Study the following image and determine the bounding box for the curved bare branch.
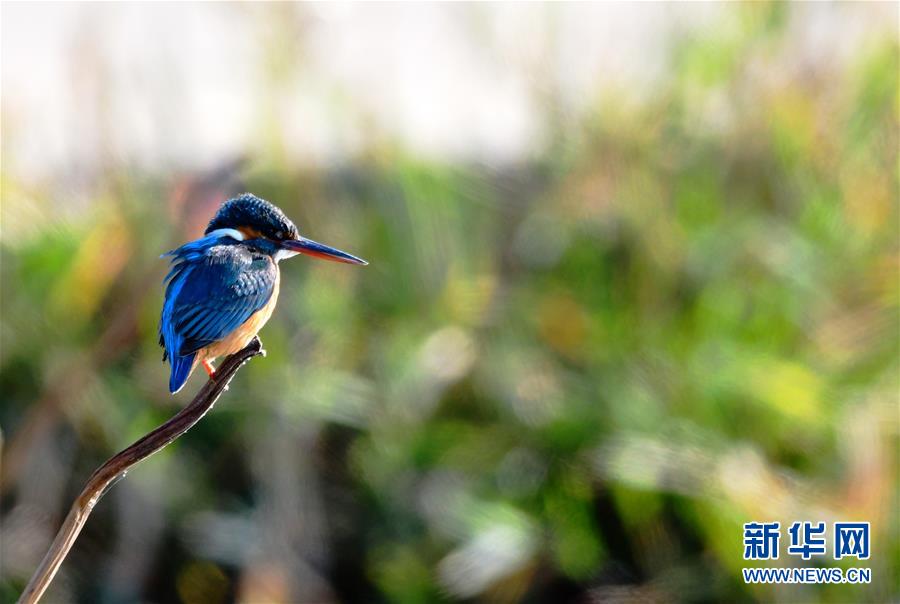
[17,337,265,604]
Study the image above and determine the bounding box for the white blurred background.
[3,3,892,184]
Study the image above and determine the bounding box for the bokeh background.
[1,3,898,603]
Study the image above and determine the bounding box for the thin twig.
[17,337,265,604]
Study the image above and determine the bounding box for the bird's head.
[205,193,367,265]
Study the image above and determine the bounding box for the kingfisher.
[159,193,367,393]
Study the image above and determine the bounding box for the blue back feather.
[159,233,277,393]
[168,352,197,394]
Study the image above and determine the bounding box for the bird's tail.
[169,352,197,394]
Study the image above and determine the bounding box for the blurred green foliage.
[1,4,897,603]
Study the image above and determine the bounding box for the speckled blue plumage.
[205,193,298,240]
[159,232,277,394]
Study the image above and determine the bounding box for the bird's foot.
[202,359,217,378]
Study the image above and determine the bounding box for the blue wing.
[159,237,276,393]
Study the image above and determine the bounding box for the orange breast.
[198,268,281,362]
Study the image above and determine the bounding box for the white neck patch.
[208,228,245,241]
[274,248,299,263]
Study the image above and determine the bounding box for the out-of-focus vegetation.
[1,4,898,603]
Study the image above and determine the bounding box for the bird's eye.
[275,231,284,240]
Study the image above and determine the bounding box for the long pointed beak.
[281,237,368,265]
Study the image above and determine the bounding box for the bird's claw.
[202,359,217,379]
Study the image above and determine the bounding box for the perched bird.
[159,193,367,393]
